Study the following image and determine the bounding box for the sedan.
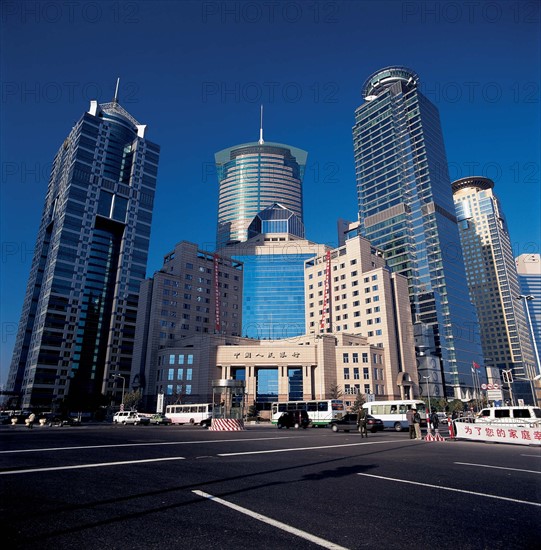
[330,413,384,433]
[150,414,172,425]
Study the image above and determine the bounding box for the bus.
[165,403,213,425]
[362,400,427,431]
[271,400,344,427]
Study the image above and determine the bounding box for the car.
[276,410,310,429]
[149,414,172,425]
[330,413,384,433]
[44,414,81,427]
[436,412,448,425]
[200,417,212,428]
[113,411,150,425]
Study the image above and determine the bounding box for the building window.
[362,353,368,363]
[353,368,360,380]
[353,353,358,363]
[363,368,369,379]
[343,353,349,363]
[344,368,350,380]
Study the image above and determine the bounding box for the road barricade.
[454,419,541,445]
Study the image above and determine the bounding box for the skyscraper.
[7,94,160,410]
[215,137,307,248]
[453,177,536,402]
[516,254,541,374]
[352,66,483,399]
[221,203,327,339]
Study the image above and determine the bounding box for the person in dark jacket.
[430,411,439,433]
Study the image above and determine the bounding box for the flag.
[473,361,481,369]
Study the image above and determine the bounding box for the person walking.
[430,411,439,433]
[27,412,36,429]
[406,407,415,439]
[413,408,422,439]
[357,408,368,438]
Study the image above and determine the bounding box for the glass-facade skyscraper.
[222,203,327,339]
[215,140,307,248]
[352,66,483,399]
[453,177,535,402]
[7,97,160,410]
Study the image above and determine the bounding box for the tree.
[351,392,366,414]
[123,389,142,411]
[329,383,343,400]
[447,399,464,415]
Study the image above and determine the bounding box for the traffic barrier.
[425,432,445,442]
[208,418,245,431]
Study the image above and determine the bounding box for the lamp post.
[112,374,126,409]
[422,375,431,433]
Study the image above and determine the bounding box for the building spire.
[113,77,120,104]
[258,105,264,144]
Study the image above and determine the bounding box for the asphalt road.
[1,423,539,550]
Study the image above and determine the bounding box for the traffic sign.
[481,383,487,390]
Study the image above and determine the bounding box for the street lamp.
[112,374,126,408]
[422,375,431,433]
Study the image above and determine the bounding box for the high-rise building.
[304,234,419,401]
[7,96,160,410]
[220,203,327,340]
[132,241,243,410]
[516,254,541,375]
[352,66,483,399]
[453,177,536,402]
[215,139,307,248]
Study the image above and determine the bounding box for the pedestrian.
[430,411,439,433]
[357,408,368,438]
[406,407,415,439]
[413,408,422,439]
[27,412,36,429]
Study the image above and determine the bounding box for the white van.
[475,406,541,425]
[112,411,150,425]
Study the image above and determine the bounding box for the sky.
[1,0,540,388]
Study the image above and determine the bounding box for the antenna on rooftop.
[258,105,264,144]
[113,77,120,103]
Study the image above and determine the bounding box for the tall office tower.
[220,203,327,340]
[516,254,541,376]
[304,235,419,401]
[453,178,536,402]
[7,95,160,410]
[215,137,307,248]
[352,66,483,399]
[132,241,243,410]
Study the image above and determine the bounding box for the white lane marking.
[0,437,288,455]
[357,473,541,507]
[520,454,541,458]
[192,490,349,550]
[0,456,185,475]
[219,440,398,456]
[454,462,541,475]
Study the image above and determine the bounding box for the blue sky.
[1,1,540,387]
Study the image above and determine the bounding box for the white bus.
[165,403,213,425]
[271,400,345,427]
[362,400,427,431]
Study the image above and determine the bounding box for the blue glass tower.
[352,66,483,399]
[7,96,160,409]
[215,140,307,248]
[222,203,326,340]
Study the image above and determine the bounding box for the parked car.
[113,411,150,425]
[277,410,310,429]
[149,414,172,425]
[330,413,384,433]
[475,406,541,425]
